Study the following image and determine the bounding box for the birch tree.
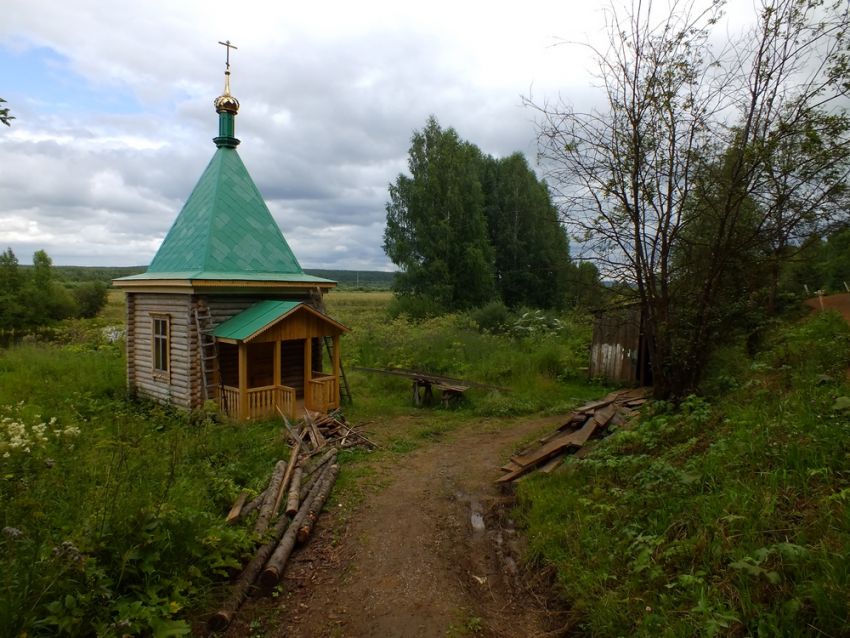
[534,0,850,397]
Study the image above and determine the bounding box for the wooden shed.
[589,304,652,386]
[113,65,348,420]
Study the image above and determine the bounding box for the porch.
[212,301,349,421]
[219,375,339,420]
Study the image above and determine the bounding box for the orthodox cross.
[218,40,238,70]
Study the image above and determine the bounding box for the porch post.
[273,340,282,412]
[332,334,341,406]
[304,337,312,409]
[238,342,248,420]
[273,340,281,387]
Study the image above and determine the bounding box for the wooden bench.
[411,379,470,407]
[352,367,506,408]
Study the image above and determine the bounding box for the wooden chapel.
[113,50,348,421]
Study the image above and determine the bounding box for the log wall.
[124,291,324,412]
[128,293,195,409]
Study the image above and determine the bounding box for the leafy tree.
[0,248,27,330]
[73,282,109,318]
[480,153,572,309]
[566,261,604,309]
[0,249,83,331]
[384,116,496,312]
[0,98,13,127]
[23,250,76,323]
[533,0,850,398]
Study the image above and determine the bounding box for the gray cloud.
[0,0,682,269]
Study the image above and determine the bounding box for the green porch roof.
[213,300,302,340]
[213,300,349,341]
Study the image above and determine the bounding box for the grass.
[325,292,603,421]
[0,340,286,635]
[517,310,850,636]
[0,290,602,636]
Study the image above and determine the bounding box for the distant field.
[47,266,397,290]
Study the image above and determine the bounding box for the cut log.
[225,491,248,524]
[285,467,303,517]
[207,508,295,632]
[259,464,340,587]
[271,439,303,519]
[254,460,287,535]
[500,460,523,473]
[303,448,337,481]
[296,462,340,544]
[239,488,268,519]
[299,450,336,503]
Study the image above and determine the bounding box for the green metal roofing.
[138,146,316,279]
[213,300,302,340]
[116,270,333,283]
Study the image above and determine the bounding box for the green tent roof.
[114,85,335,287]
[126,145,329,281]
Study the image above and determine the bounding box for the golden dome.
[214,92,240,114]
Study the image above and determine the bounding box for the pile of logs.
[497,388,650,484]
[208,411,374,631]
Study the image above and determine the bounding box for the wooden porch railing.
[307,374,339,413]
[220,384,296,421]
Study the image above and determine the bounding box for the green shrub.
[72,282,108,319]
[517,311,850,636]
[469,301,511,333]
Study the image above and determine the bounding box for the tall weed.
[0,344,282,636]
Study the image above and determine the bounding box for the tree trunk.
[259,463,339,587]
[254,460,287,535]
[296,462,340,544]
[207,509,294,631]
[285,467,303,517]
[271,439,303,518]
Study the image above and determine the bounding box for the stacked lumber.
[210,411,372,631]
[497,388,650,484]
[302,409,377,453]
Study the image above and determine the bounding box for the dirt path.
[221,415,565,638]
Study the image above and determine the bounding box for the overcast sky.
[0,0,755,270]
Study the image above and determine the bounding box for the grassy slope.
[518,311,850,637]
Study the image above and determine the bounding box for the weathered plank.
[497,418,600,483]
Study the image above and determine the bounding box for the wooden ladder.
[324,335,352,405]
[194,307,220,403]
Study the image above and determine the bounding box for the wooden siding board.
[590,306,642,384]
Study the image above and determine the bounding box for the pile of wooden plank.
[497,388,650,484]
[209,412,373,631]
[303,409,377,451]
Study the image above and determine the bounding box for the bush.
[469,301,511,333]
[72,282,108,319]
